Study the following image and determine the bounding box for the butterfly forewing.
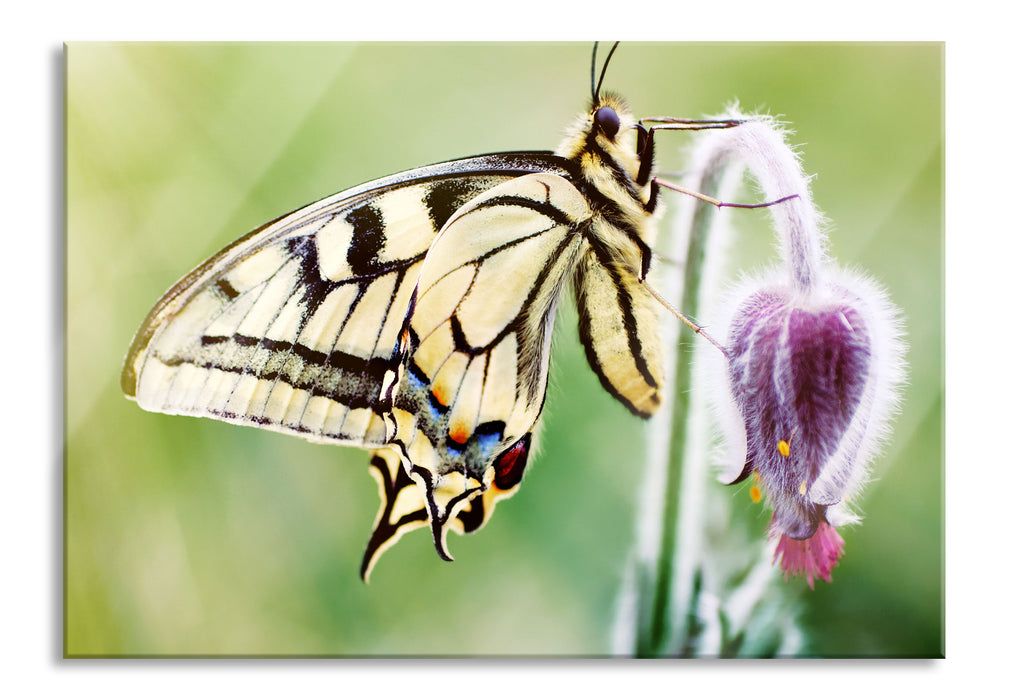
[123,154,573,447]
[574,246,664,418]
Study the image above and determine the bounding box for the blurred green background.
[66,42,942,657]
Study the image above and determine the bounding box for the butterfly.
[121,43,739,581]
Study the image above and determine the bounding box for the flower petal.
[726,289,872,538]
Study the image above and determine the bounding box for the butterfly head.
[556,91,656,214]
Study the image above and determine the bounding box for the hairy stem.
[636,161,727,656]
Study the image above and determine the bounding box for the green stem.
[638,163,727,657]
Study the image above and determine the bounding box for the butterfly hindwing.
[386,173,593,558]
[362,449,429,582]
[362,433,532,581]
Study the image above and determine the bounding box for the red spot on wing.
[493,433,531,491]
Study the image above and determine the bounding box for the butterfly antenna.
[590,42,601,99]
[592,41,620,103]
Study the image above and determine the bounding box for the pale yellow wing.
[573,245,664,418]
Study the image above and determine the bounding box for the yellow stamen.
[748,471,762,503]
[777,439,790,457]
[799,480,807,496]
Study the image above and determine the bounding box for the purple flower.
[728,285,872,530]
[715,268,903,587]
[696,118,905,588]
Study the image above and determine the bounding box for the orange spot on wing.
[449,424,470,445]
[432,384,449,407]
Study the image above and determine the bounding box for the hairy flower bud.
[725,284,873,540]
[696,116,905,588]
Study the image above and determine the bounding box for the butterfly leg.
[654,177,800,210]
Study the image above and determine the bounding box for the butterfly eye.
[595,106,621,140]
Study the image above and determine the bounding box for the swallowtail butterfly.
[122,44,736,580]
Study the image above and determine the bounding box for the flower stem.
[638,161,727,656]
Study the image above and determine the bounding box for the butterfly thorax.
[556,91,659,269]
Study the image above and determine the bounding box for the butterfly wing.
[573,244,664,418]
[360,437,529,581]
[383,172,594,560]
[361,449,429,581]
[122,153,573,447]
